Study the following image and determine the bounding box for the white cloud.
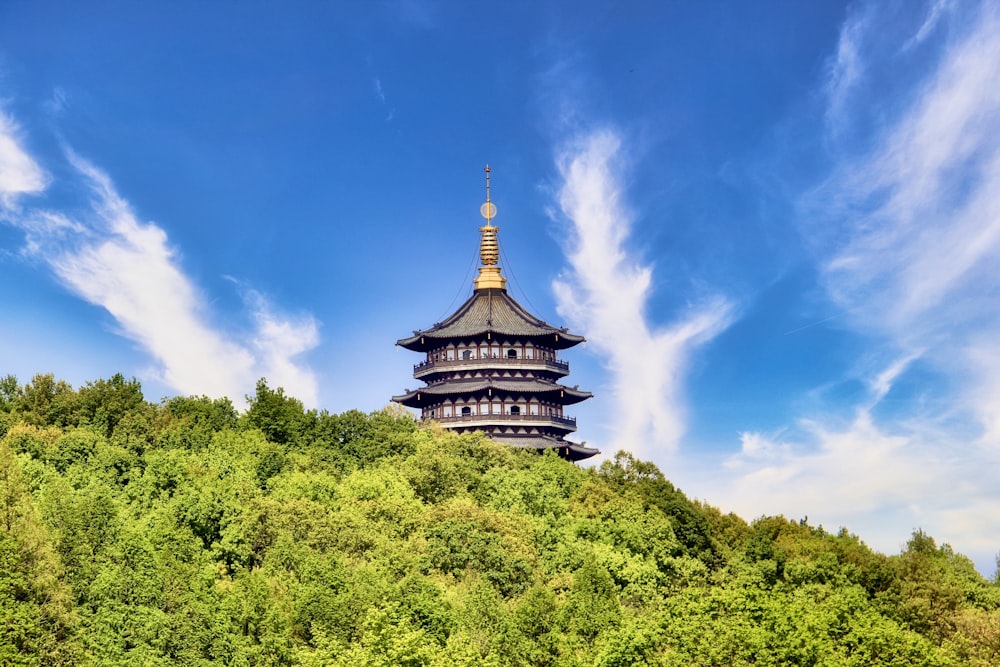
[867,350,922,406]
[551,129,733,458]
[904,0,954,51]
[714,403,1000,555]
[964,336,1000,444]
[728,415,923,515]
[823,7,867,134]
[244,287,320,406]
[43,87,69,115]
[815,0,1000,428]
[715,0,1000,574]
[712,380,1000,570]
[4,140,320,407]
[0,111,47,208]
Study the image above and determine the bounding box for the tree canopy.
[1,373,998,665]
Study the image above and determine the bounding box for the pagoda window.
[492,401,501,414]
[525,347,534,359]
[461,406,472,417]
[491,345,500,358]
[447,349,456,361]
[444,405,453,417]
[510,405,521,416]
[462,349,472,360]
[529,403,539,415]
[506,349,518,359]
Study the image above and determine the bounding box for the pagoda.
[392,167,598,461]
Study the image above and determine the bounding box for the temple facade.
[392,167,597,461]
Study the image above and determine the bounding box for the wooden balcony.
[429,413,577,432]
[413,356,569,379]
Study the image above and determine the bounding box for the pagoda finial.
[482,164,495,227]
[474,164,507,291]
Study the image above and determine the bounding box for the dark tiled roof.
[397,288,585,351]
[391,377,592,405]
[489,434,600,461]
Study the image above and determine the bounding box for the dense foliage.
[1,373,998,666]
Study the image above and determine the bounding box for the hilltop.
[2,373,998,665]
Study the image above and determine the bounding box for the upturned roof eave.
[488,434,600,461]
[563,443,601,461]
[390,391,419,407]
[396,327,586,351]
[392,379,592,403]
[395,289,586,351]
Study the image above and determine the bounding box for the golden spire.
[474,164,507,291]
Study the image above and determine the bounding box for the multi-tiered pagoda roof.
[392,166,597,461]
[395,288,586,351]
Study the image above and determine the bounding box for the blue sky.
[2,0,999,575]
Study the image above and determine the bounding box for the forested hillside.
[1,373,998,666]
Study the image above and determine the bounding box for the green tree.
[309,406,418,469]
[0,375,21,439]
[2,373,1000,665]
[76,373,147,440]
[242,378,315,447]
[0,438,83,664]
[424,498,535,597]
[599,451,719,564]
[12,373,80,429]
[157,395,238,450]
[559,558,621,646]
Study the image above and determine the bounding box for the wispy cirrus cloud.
[372,77,395,122]
[713,0,1000,573]
[812,0,1000,432]
[823,6,867,136]
[0,110,320,407]
[904,0,955,52]
[551,129,733,458]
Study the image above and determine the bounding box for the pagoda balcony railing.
[414,356,570,377]
[430,413,577,429]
